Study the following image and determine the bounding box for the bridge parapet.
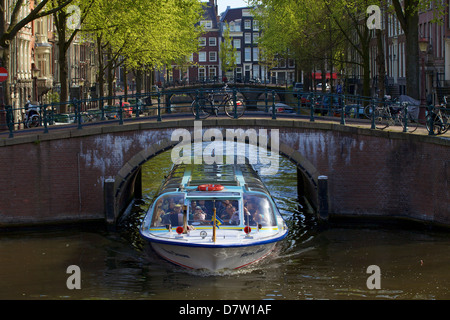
[2,87,443,139]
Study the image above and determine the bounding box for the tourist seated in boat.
[220,204,240,225]
[243,194,276,227]
[193,206,207,221]
[197,200,213,216]
[161,203,184,226]
[151,198,166,227]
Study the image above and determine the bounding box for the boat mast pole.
[213,201,217,242]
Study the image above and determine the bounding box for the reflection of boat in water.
[139,161,288,272]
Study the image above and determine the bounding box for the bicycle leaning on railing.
[426,96,450,135]
[364,96,418,132]
[191,84,246,119]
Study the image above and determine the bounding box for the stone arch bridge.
[0,118,449,228]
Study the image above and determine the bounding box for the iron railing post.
[119,96,123,125]
[371,98,376,130]
[101,97,105,120]
[340,94,346,125]
[157,90,162,122]
[402,102,408,133]
[233,88,238,119]
[428,104,434,136]
[272,90,276,119]
[310,95,315,122]
[6,105,14,138]
[43,104,48,134]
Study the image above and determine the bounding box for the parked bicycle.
[191,84,246,119]
[24,102,41,128]
[426,96,450,135]
[364,97,418,132]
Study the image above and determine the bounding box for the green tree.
[391,0,445,100]
[0,0,72,105]
[52,0,95,112]
[82,0,202,99]
[219,22,236,80]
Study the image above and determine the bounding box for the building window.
[253,33,259,43]
[244,19,251,29]
[235,51,241,64]
[201,20,212,29]
[234,21,241,32]
[199,67,206,80]
[209,37,217,46]
[209,51,217,62]
[199,51,206,62]
[209,67,216,80]
[233,39,241,49]
[253,20,259,31]
[253,47,259,61]
[245,33,251,44]
[245,47,251,61]
[199,37,206,46]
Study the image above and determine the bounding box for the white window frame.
[209,37,217,46]
[199,51,206,62]
[209,51,217,62]
[245,47,251,61]
[244,33,251,44]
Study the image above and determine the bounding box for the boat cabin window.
[243,194,277,227]
[189,199,240,225]
[150,194,185,227]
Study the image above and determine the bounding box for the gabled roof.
[201,2,219,29]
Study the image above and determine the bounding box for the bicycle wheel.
[441,114,449,134]
[363,105,373,119]
[426,114,442,135]
[374,109,389,129]
[400,112,418,133]
[29,115,40,127]
[224,98,246,118]
[192,99,212,119]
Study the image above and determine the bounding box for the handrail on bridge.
[0,86,439,138]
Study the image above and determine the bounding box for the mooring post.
[104,178,116,224]
[318,175,329,221]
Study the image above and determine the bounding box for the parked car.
[272,102,294,113]
[316,83,330,92]
[293,82,304,97]
[315,95,340,114]
[118,102,132,117]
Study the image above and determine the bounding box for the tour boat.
[139,161,288,272]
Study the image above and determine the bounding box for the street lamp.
[31,63,40,102]
[418,37,428,122]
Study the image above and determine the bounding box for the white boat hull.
[149,241,277,271]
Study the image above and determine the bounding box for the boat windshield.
[243,193,277,227]
[150,193,185,227]
[149,193,277,228]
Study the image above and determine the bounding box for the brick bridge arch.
[0,119,448,227]
[112,132,319,224]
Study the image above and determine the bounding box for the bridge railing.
[0,86,430,138]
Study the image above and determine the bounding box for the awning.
[311,72,338,80]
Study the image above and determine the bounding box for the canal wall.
[0,119,449,227]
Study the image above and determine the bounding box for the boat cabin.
[144,162,279,231]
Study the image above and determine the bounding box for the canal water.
[1,151,450,300]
